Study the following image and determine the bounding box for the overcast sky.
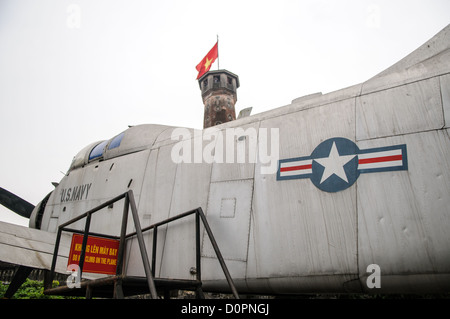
[0,0,449,227]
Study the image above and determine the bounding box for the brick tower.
[198,69,240,129]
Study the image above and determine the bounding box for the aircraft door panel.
[202,179,253,262]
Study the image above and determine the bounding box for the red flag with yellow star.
[196,41,218,79]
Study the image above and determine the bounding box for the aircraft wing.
[0,221,71,275]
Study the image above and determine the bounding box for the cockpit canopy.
[68,132,124,171]
[68,124,172,172]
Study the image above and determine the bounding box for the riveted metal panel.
[361,25,450,94]
[440,73,450,128]
[248,99,358,281]
[158,160,212,280]
[202,179,253,262]
[47,150,150,236]
[210,122,260,182]
[126,144,180,278]
[356,77,444,141]
[0,221,72,274]
[357,130,450,292]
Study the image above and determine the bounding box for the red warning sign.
[68,234,120,275]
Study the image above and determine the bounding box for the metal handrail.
[47,190,239,299]
[47,190,157,298]
[126,206,240,298]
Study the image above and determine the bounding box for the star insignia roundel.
[277,137,408,193]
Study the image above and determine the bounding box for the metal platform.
[43,190,239,299]
[44,275,203,298]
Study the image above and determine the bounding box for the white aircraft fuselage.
[27,25,450,295]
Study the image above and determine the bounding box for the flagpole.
[217,34,220,70]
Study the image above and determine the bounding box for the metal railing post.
[115,194,129,277]
[127,190,158,299]
[152,226,158,277]
[195,210,201,282]
[197,207,239,299]
[78,212,92,278]
[47,227,62,290]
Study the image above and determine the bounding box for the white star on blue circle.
[310,138,360,192]
[314,142,356,184]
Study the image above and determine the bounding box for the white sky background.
[0,0,448,227]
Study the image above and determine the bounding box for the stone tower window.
[213,75,220,83]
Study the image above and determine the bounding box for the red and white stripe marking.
[279,159,313,177]
[358,148,403,170]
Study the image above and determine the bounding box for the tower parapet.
[198,69,240,128]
